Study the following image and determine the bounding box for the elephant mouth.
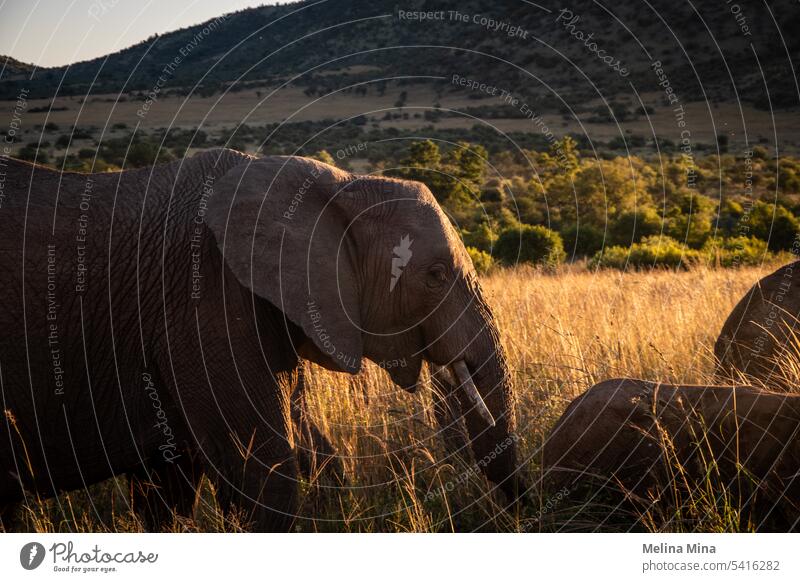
[428,360,496,427]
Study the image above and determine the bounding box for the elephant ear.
[206,156,362,373]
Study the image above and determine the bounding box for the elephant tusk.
[452,360,496,428]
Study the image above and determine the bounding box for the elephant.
[0,149,522,531]
[542,378,800,530]
[715,260,800,389]
[126,364,344,531]
[127,363,471,532]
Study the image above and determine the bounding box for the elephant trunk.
[430,317,525,504]
[461,339,525,504]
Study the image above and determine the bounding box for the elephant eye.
[426,264,448,288]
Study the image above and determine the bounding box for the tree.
[395,139,444,198]
[608,207,663,247]
[440,142,487,210]
[560,223,606,258]
[663,192,716,248]
[494,224,566,267]
[310,150,336,166]
[749,202,800,251]
[547,135,579,174]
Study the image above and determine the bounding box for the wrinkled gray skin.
[715,261,800,390]
[0,150,520,531]
[543,379,800,531]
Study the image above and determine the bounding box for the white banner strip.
[1,533,797,581]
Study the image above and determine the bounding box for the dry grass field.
[9,262,786,533]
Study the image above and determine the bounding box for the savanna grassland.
[9,262,784,533]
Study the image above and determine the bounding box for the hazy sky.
[0,0,286,68]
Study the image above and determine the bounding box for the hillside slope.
[2,0,798,108]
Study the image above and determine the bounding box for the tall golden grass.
[7,262,783,532]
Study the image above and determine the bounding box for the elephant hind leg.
[130,450,201,532]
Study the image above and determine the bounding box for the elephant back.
[715,261,800,389]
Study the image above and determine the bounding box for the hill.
[1,0,798,109]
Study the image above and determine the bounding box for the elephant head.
[206,154,522,502]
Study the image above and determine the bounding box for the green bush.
[466,246,494,274]
[560,223,605,257]
[461,221,498,252]
[608,207,663,247]
[590,236,699,270]
[17,144,49,163]
[701,236,768,267]
[748,202,800,251]
[494,224,565,267]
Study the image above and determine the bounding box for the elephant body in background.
[715,261,800,389]
[0,150,522,531]
[543,379,800,530]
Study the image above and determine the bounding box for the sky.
[0,0,286,68]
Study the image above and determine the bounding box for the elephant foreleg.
[291,365,345,484]
[208,430,298,532]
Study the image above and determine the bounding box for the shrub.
[494,224,566,267]
[748,202,800,251]
[16,145,49,163]
[560,223,605,258]
[310,150,336,166]
[466,247,494,274]
[701,236,768,267]
[608,207,663,247]
[590,236,699,270]
[461,221,499,252]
